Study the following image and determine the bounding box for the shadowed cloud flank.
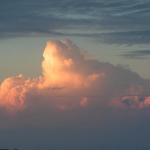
[1,0,150,44]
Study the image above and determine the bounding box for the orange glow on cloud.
[42,40,102,88]
[0,75,28,110]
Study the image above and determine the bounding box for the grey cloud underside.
[1,0,150,44]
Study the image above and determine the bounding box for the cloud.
[120,49,150,59]
[1,0,150,44]
[0,39,150,116]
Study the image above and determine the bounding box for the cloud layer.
[1,0,150,45]
[0,39,150,114]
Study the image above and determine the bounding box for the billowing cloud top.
[0,39,150,114]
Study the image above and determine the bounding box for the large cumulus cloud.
[0,39,150,116]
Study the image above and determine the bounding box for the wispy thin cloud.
[120,50,150,59]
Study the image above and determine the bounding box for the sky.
[0,0,150,150]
